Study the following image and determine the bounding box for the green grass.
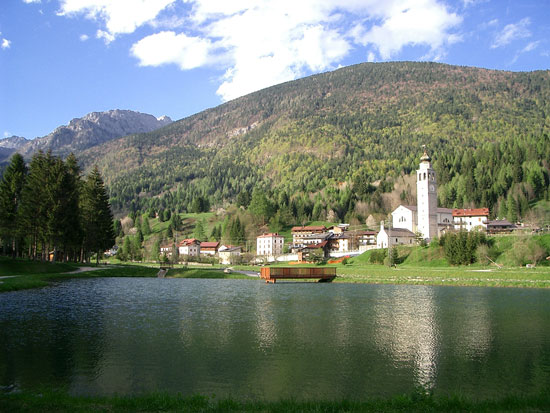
[169,268,250,279]
[0,256,78,276]
[336,263,550,288]
[1,390,549,412]
[0,259,250,292]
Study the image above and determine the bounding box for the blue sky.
[1,0,549,140]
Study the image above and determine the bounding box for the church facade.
[379,150,453,246]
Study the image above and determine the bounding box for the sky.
[1,0,549,140]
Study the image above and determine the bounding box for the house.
[256,233,284,256]
[328,224,350,234]
[390,150,453,241]
[487,219,516,234]
[303,240,330,259]
[291,225,326,244]
[377,221,416,248]
[200,241,220,256]
[218,245,242,265]
[453,208,489,231]
[302,232,332,246]
[160,242,173,257]
[178,238,200,257]
[357,231,377,252]
[327,233,349,252]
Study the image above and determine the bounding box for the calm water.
[1,278,550,400]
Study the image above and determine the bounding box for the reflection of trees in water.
[0,280,107,393]
[3,279,550,399]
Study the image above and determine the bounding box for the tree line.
[0,152,115,263]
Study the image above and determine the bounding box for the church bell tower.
[416,149,438,241]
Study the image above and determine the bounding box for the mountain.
[75,62,549,220]
[1,110,172,162]
[0,136,29,159]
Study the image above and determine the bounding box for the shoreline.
[1,389,549,412]
[2,259,550,292]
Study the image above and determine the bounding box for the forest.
[71,62,549,229]
[0,152,115,262]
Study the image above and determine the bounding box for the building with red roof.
[453,208,489,231]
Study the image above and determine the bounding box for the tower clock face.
[429,184,435,192]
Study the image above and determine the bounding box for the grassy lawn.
[1,390,549,412]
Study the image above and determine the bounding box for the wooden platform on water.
[260,267,336,283]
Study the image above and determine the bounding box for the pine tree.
[151,239,160,262]
[80,166,115,264]
[193,218,206,240]
[18,151,51,260]
[64,153,83,262]
[0,153,27,256]
[143,216,151,236]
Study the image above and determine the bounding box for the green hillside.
[77,62,549,225]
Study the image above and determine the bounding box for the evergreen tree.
[18,151,51,260]
[80,166,115,264]
[0,153,27,257]
[248,188,274,224]
[142,216,151,236]
[506,193,519,223]
[229,217,245,244]
[132,235,143,261]
[193,218,206,240]
[151,239,160,262]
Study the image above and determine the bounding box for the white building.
[178,239,200,257]
[390,150,453,242]
[377,222,416,248]
[391,205,453,237]
[256,233,285,256]
[453,208,489,231]
[218,245,242,265]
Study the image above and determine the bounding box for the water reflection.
[1,279,550,399]
[372,286,438,390]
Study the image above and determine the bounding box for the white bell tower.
[416,149,438,241]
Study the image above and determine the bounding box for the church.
[377,150,453,248]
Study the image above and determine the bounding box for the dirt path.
[66,266,113,274]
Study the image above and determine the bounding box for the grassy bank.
[0,257,241,292]
[1,390,549,412]
[335,264,550,288]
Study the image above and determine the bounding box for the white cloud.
[80,34,90,41]
[521,41,539,53]
[3,131,11,138]
[58,0,175,43]
[352,0,462,60]
[1,38,10,49]
[55,0,464,102]
[131,31,212,70]
[22,0,41,3]
[491,18,531,49]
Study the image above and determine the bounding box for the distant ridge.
[0,110,172,162]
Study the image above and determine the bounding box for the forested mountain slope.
[78,62,550,222]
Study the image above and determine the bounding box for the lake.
[1,278,549,400]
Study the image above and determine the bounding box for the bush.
[442,230,487,265]
[369,249,387,264]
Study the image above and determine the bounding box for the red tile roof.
[452,208,489,217]
[178,238,199,246]
[257,233,283,238]
[200,241,219,248]
[291,226,326,232]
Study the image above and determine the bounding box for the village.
[153,151,524,266]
